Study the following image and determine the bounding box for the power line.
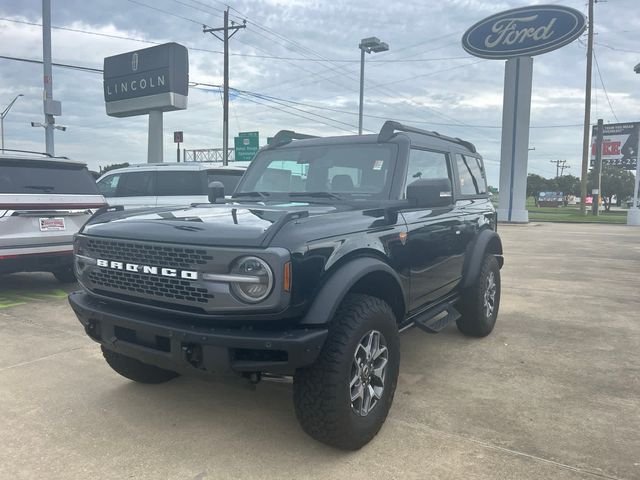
[593,49,619,122]
[0,17,467,64]
[0,54,586,132]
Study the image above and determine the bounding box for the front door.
[401,148,466,312]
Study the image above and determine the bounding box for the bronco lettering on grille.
[96,259,198,280]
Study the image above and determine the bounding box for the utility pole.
[550,159,569,178]
[203,9,245,166]
[579,0,595,215]
[42,0,55,155]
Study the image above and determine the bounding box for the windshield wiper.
[24,185,55,192]
[232,191,270,199]
[288,192,343,200]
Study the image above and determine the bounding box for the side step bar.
[412,303,461,334]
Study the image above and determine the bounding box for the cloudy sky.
[0,0,639,184]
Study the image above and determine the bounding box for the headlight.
[230,256,274,303]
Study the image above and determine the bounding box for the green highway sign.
[234,131,259,161]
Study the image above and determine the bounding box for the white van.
[96,163,247,208]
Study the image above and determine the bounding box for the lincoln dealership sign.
[103,42,188,117]
[462,5,586,59]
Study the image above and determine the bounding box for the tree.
[527,174,544,206]
[555,174,581,196]
[588,165,636,211]
[527,174,555,206]
[99,162,129,175]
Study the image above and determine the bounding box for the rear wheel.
[52,266,76,283]
[293,294,400,450]
[101,346,179,384]
[456,255,501,337]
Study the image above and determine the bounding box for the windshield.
[0,160,99,194]
[235,143,397,200]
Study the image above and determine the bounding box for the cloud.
[0,0,637,184]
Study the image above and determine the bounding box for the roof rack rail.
[267,130,318,148]
[378,120,477,153]
[0,148,69,159]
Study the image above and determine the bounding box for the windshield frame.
[233,141,399,202]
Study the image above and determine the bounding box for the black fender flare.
[299,256,406,326]
[461,229,504,290]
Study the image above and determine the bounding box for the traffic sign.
[234,131,259,161]
[174,131,183,143]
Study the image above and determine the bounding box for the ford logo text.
[462,5,586,60]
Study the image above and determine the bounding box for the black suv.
[69,121,503,450]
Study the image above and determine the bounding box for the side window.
[456,154,487,195]
[405,149,450,196]
[96,174,120,197]
[116,172,155,197]
[156,171,205,196]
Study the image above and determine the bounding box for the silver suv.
[0,151,105,282]
[96,163,247,209]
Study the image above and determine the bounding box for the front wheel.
[293,294,400,450]
[456,255,501,337]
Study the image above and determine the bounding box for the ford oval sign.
[462,5,586,60]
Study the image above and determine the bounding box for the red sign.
[174,131,183,143]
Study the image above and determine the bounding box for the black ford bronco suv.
[69,121,503,450]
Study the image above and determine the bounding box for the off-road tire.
[101,346,179,384]
[52,266,76,283]
[457,255,501,337]
[293,294,400,450]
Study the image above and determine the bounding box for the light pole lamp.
[358,37,388,135]
[1,94,24,151]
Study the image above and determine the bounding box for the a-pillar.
[497,56,533,223]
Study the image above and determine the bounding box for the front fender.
[299,256,406,326]
[461,229,503,290]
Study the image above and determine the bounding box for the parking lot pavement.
[0,222,638,480]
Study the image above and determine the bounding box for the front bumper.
[69,291,327,377]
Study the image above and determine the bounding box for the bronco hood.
[80,203,338,248]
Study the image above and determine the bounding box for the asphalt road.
[1,222,638,480]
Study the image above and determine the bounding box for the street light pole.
[1,94,24,151]
[358,47,366,135]
[358,37,389,135]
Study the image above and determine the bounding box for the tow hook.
[242,372,262,390]
[182,343,204,369]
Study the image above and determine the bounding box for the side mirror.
[407,178,453,208]
[208,181,225,203]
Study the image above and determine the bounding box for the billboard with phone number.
[590,122,638,170]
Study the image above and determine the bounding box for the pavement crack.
[391,418,627,480]
[0,345,94,373]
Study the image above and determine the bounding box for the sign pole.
[594,118,603,215]
[628,124,640,226]
[148,110,163,163]
[496,56,533,223]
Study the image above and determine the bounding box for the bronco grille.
[86,238,213,270]
[83,238,216,308]
[88,268,213,303]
